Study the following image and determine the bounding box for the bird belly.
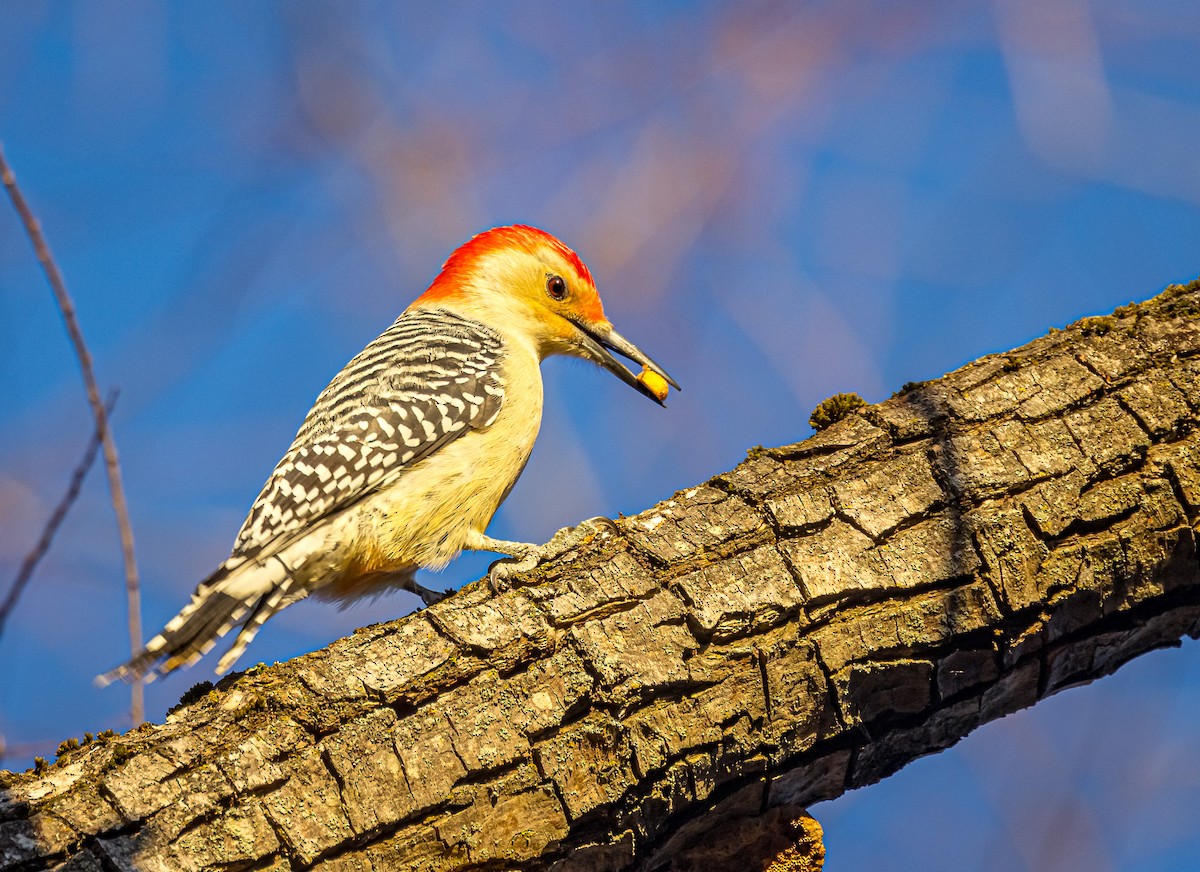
[334,348,543,597]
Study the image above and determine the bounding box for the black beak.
[575,321,680,406]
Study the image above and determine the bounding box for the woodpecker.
[97,225,677,684]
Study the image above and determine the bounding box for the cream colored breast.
[348,337,544,571]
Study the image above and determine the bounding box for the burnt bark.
[3,282,1200,872]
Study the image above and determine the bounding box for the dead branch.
[0,146,144,724]
[0,392,118,643]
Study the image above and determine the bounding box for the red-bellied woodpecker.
[98,225,677,683]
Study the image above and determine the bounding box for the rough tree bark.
[3,282,1199,872]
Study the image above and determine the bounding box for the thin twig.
[0,392,118,642]
[0,145,144,724]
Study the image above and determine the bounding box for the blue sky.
[2,3,1199,869]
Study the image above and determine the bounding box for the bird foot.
[411,580,453,606]
[487,552,541,593]
[487,516,617,593]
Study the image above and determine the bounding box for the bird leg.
[468,517,618,592]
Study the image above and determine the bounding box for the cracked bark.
[2,282,1200,872]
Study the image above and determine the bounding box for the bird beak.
[575,320,680,406]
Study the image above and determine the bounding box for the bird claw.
[486,516,617,594]
[411,580,452,606]
[488,553,540,593]
[540,515,617,564]
[561,515,617,541]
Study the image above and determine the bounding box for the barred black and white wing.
[98,308,505,685]
[234,308,505,557]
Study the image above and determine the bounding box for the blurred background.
[2,2,1199,869]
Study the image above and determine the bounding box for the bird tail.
[96,557,302,686]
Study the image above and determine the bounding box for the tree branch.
[0,392,118,645]
[0,145,144,725]
[1,283,1198,871]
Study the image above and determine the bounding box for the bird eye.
[546,275,567,301]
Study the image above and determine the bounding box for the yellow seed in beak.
[638,368,670,402]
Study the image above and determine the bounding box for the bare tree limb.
[0,146,144,725]
[0,392,118,644]
[0,282,1198,871]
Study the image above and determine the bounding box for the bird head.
[412,225,679,405]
